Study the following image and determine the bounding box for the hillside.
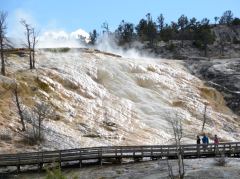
[0,48,240,153]
[152,25,240,59]
[186,58,240,115]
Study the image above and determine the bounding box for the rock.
[186,58,240,114]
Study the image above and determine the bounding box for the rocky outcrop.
[186,58,240,114]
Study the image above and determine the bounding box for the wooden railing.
[0,142,240,173]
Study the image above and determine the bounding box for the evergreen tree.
[214,16,219,25]
[160,25,174,42]
[136,18,148,42]
[194,18,215,56]
[116,20,134,45]
[89,29,98,45]
[219,10,234,25]
[157,13,165,33]
[177,15,189,47]
[232,18,240,26]
[136,13,157,47]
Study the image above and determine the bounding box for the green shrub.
[166,43,175,51]
[45,165,66,179]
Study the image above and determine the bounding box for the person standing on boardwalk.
[202,133,209,144]
[214,135,219,144]
[214,134,220,153]
[197,135,201,144]
[202,133,209,151]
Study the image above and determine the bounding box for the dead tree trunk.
[0,11,7,76]
[0,38,4,75]
[13,85,25,131]
[167,114,185,179]
[20,20,33,69]
[201,104,207,132]
[32,29,37,69]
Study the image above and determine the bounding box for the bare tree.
[12,84,26,131]
[33,102,53,140]
[167,114,185,179]
[0,11,8,76]
[32,29,38,69]
[21,19,38,69]
[21,19,33,69]
[21,101,53,144]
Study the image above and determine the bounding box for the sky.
[1,0,240,37]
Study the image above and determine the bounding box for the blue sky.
[1,0,240,34]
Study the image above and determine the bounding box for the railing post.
[59,150,62,168]
[42,151,44,163]
[197,144,200,158]
[229,144,232,157]
[98,148,102,166]
[235,143,238,157]
[167,146,169,157]
[223,144,226,155]
[79,149,82,168]
[38,151,43,170]
[161,146,163,158]
[17,154,20,173]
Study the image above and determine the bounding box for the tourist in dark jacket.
[202,133,209,144]
[202,133,209,151]
[197,135,201,144]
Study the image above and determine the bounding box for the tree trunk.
[0,38,5,76]
[0,50,5,76]
[32,50,35,69]
[29,50,33,69]
[14,86,26,131]
[32,36,36,69]
[201,104,207,132]
[27,30,33,69]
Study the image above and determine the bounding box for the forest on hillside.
[89,10,240,57]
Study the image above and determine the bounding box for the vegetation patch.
[199,86,224,105]
[43,48,71,53]
[35,77,50,92]
[172,100,185,107]
[83,133,101,138]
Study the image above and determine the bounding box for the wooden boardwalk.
[0,142,240,173]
